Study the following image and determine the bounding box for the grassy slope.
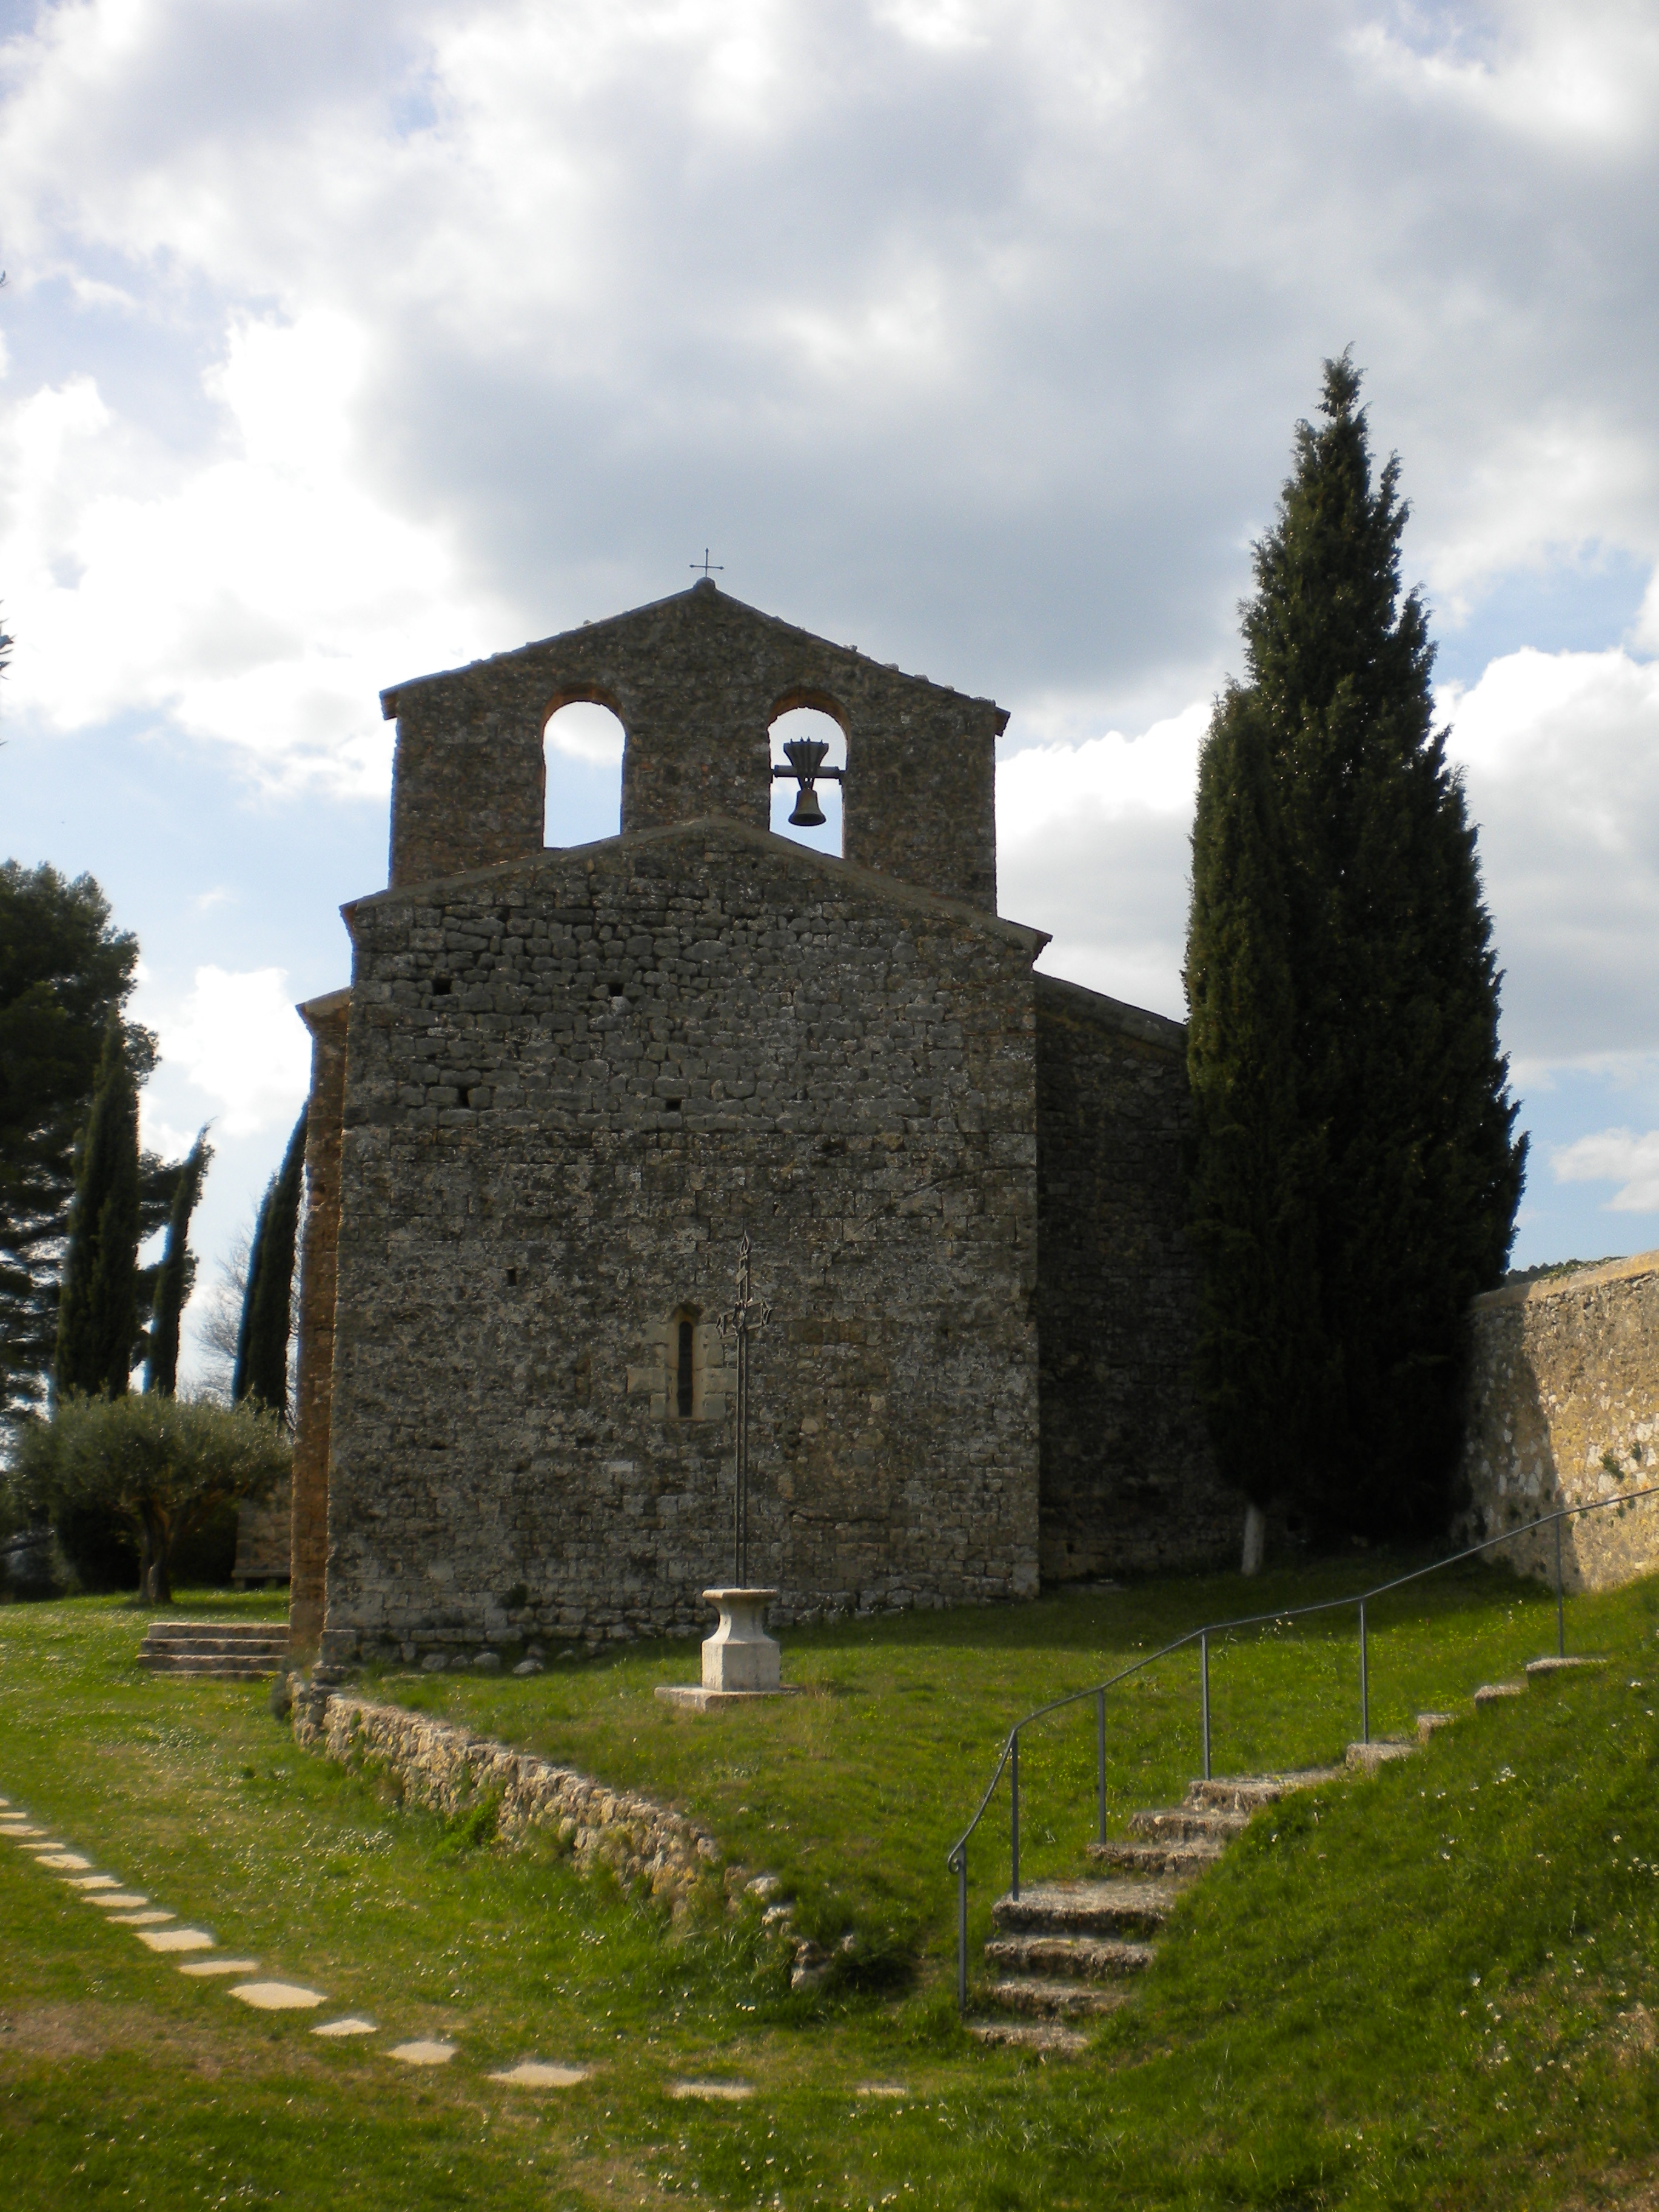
[1,1565,1657,2208]
[384,1550,1620,1962]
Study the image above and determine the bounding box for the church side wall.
[320,831,1042,1663]
[1455,1252,1659,1591]
[1033,977,1235,1579]
[288,990,350,1651]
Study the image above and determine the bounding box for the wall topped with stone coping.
[292,1689,722,1908]
[1456,1248,1659,1591]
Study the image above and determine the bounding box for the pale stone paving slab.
[389,2040,457,2066]
[313,2019,378,2039]
[179,1959,259,1977]
[67,1874,122,1891]
[90,1892,149,1909]
[33,1852,92,1870]
[489,2062,589,2087]
[856,2085,909,2099]
[139,1928,215,1954]
[109,1909,173,1926]
[230,1982,326,2011]
[667,2080,754,2102]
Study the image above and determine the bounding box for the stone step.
[991,1879,1179,1940]
[966,2017,1090,2054]
[1185,1769,1341,1813]
[140,1634,288,1654]
[1128,1804,1249,1845]
[139,1646,287,1665]
[1525,1655,1607,1677]
[983,1933,1155,1982]
[137,1654,281,1678]
[977,1976,1130,2020]
[1087,1833,1227,1878]
[142,1621,287,1643]
[1416,1712,1456,1743]
[1472,1681,1526,1706]
[1346,1739,1417,1775]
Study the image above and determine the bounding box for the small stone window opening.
[627,1304,730,1423]
[676,1319,694,1418]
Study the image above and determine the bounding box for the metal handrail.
[946,1481,1659,2014]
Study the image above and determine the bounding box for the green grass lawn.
[2,1560,1658,2208]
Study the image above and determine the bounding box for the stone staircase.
[967,1654,1609,2053]
[136,1620,290,1679]
[968,1767,1338,2052]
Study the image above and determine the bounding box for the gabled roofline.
[379,578,1010,732]
[1034,970,1187,1051]
[344,811,1050,956]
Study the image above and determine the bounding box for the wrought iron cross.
[690,549,724,579]
[716,1231,773,1584]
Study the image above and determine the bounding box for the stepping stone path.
[668,2080,754,2101]
[230,1982,326,2011]
[967,1653,1610,2054]
[0,1790,580,2089]
[490,2061,589,2086]
[139,1927,216,1953]
[136,1620,290,1680]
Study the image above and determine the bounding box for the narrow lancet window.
[677,1319,694,1418]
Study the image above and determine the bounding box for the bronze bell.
[780,736,832,826]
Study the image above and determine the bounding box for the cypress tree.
[53,1014,142,1399]
[1184,355,1527,1549]
[143,1127,212,1396]
[233,1107,306,1423]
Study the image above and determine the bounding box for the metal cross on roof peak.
[691,549,724,580]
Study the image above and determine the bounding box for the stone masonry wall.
[231,1478,292,1586]
[1456,1250,1659,1591]
[381,580,1005,913]
[320,817,1044,1664]
[1033,976,1235,1578]
[288,990,350,1650]
[292,1691,720,1907]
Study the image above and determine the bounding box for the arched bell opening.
[768,703,846,857]
[543,694,626,847]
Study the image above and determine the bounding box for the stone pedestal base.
[654,1588,802,1713]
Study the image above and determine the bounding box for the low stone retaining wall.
[290,1690,722,1908]
[1457,1249,1659,1591]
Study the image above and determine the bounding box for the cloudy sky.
[3,0,1657,1376]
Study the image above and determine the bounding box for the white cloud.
[997,703,1203,1015]
[152,966,312,1138]
[1553,1128,1659,1213]
[0,310,510,795]
[1444,648,1659,1064]
[0,0,1654,765]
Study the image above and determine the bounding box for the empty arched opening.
[544,695,625,847]
[769,702,846,857]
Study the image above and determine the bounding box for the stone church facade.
[289,581,1233,1665]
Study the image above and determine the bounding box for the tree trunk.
[1241,1503,1267,1577]
[138,1505,173,1606]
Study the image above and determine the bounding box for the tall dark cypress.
[144,1127,211,1396]
[1184,355,1527,1546]
[233,1107,306,1423]
[53,1015,142,1399]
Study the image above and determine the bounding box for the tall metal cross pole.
[716,1232,773,1584]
